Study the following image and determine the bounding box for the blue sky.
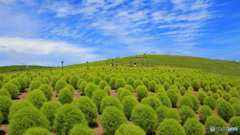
[0,0,239,66]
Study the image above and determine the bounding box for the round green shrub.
[135,85,148,101]
[79,82,87,95]
[211,85,218,93]
[183,118,204,135]
[226,85,232,92]
[55,80,67,94]
[99,80,108,89]
[218,85,224,91]
[180,86,186,96]
[157,119,185,135]
[199,105,213,123]
[192,80,200,91]
[29,81,42,91]
[217,98,226,104]
[103,86,111,95]
[122,96,138,119]
[115,78,126,89]
[126,77,135,87]
[179,96,193,109]
[117,88,126,97]
[142,78,149,88]
[186,94,200,111]
[58,88,73,104]
[221,82,227,90]
[53,104,87,135]
[40,101,62,128]
[65,85,74,95]
[205,86,210,92]
[131,104,157,133]
[175,82,181,89]
[230,97,240,104]
[104,75,111,84]
[217,90,223,97]
[203,96,216,110]
[155,92,172,107]
[134,80,143,89]
[33,77,46,84]
[217,100,235,122]
[0,96,13,122]
[148,81,157,92]
[197,90,207,105]
[124,84,134,93]
[229,90,240,99]
[8,100,34,121]
[183,81,191,90]
[205,116,228,135]
[100,96,123,113]
[153,78,160,84]
[163,82,170,90]
[141,96,162,111]
[69,75,80,89]
[207,91,213,96]
[166,89,180,107]
[9,107,50,135]
[9,79,21,91]
[91,90,108,113]
[202,81,209,90]
[2,83,19,99]
[223,93,231,102]
[39,84,53,101]
[0,88,11,98]
[69,124,95,135]
[23,77,30,88]
[27,89,47,109]
[229,116,240,135]
[109,77,117,89]
[73,96,98,124]
[179,106,195,123]
[212,93,220,101]
[119,89,133,102]
[93,77,102,85]
[156,106,180,123]
[23,127,51,135]
[100,107,127,135]
[157,87,166,93]
[115,124,146,135]
[85,83,100,98]
[77,79,85,89]
[86,75,94,82]
[232,103,240,116]
[16,78,27,92]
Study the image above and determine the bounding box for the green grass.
[1,55,240,77]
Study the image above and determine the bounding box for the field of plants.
[0,63,240,135]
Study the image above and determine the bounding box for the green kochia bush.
[156,106,180,123]
[39,84,53,101]
[91,90,108,113]
[148,80,157,92]
[115,78,126,89]
[79,82,87,95]
[126,77,135,87]
[69,124,95,135]
[204,96,217,110]
[55,80,67,94]
[69,75,80,89]
[205,116,228,135]
[24,77,31,88]
[184,118,204,135]
[157,119,185,135]
[100,96,123,113]
[26,89,47,109]
[51,76,61,88]
[183,81,191,90]
[73,97,98,124]
[93,77,102,85]
[180,86,186,95]
[109,77,117,89]
[136,85,148,101]
[119,89,133,102]
[163,82,170,90]
[131,104,157,133]
[186,94,200,112]
[100,107,127,135]
[211,85,218,93]
[134,80,143,89]
[99,80,108,89]
[192,80,200,91]
[229,116,240,135]
[115,124,146,135]
[104,75,111,84]
[16,78,27,92]
[179,106,195,123]
[0,88,11,98]
[230,97,240,104]
[103,86,111,95]
[85,83,100,98]
[8,100,34,121]
[179,96,193,109]
[142,78,149,88]
[58,87,73,104]
[166,89,180,107]
[122,96,138,120]
[9,107,50,135]
[232,103,240,116]
[199,105,213,123]
[217,100,235,122]
[23,127,51,135]
[222,93,231,102]
[29,81,42,91]
[9,79,21,92]
[77,79,85,89]
[197,90,207,105]
[2,83,19,99]
[141,96,162,111]
[53,104,87,135]
[0,96,13,122]
[124,84,134,93]
[155,93,172,107]
[40,101,62,128]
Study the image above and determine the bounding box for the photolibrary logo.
[210,126,238,132]
[210,126,215,132]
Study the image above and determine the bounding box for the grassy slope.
[1,55,240,77]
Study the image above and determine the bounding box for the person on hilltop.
[134,61,136,67]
